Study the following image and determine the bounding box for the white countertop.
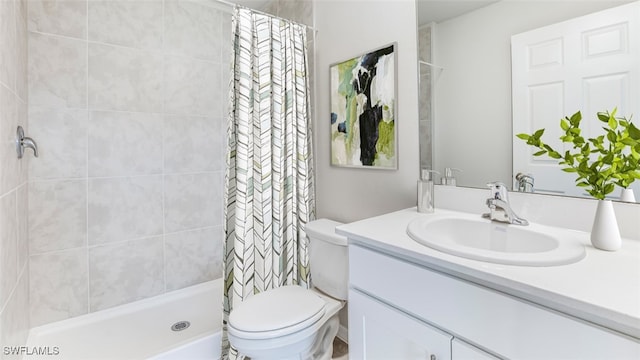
[336,207,640,339]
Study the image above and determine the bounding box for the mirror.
[416,0,639,201]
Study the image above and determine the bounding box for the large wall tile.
[164,172,222,232]
[28,32,87,108]
[164,115,221,173]
[165,226,222,291]
[88,1,162,50]
[29,180,87,254]
[261,0,279,18]
[164,0,223,61]
[0,85,19,195]
[88,111,162,177]
[164,55,220,117]
[28,0,87,39]
[24,0,231,319]
[0,192,17,310]
[88,43,163,112]
[16,99,27,184]
[221,12,232,78]
[0,0,16,90]
[88,176,163,245]
[30,248,88,327]
[16,0,27,102]
[89,236,163,311]
[16,185,27,272]
[29,107,88,180]
[0,271,29,354]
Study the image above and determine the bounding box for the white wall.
[433,0,632,188]
[315,0,420,223]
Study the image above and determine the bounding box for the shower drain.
[171,321,191,332]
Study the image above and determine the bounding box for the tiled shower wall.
[0,0,30,354]
[27,0,229,327]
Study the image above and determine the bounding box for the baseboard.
[336,324,348,343]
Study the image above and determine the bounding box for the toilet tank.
[305,219,348,300]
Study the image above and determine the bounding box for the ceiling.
[416,0,499,25]
[231,0,499,26]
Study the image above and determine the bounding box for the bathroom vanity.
[337,208,640,359]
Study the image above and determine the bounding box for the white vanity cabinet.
[348,243,640,360]
[451,339,498,360]
[349,288,452,360]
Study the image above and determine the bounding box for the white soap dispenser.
[417,169,439,213]
[441,167,462,186]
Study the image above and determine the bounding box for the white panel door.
[512,1,640,199]
[348,289,452,360]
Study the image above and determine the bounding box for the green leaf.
[533,128,545,139]
[516,133,530,140]
[562,167,578,173]
[621,137,636,146]
[549,151,562,159]
[533,150,546,156]
[608,116,618,130]
[569,127,581,135]
[604,183,615,195]
[628,122,640,140]
[570,111,582,126]
[597,112,609,122]
[560,119,570,131]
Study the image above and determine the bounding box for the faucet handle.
[486,181,509,201]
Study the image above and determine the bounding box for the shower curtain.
[221,6,314,359]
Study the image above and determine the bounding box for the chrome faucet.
[482,182,529,226]
[515,173,534,193]
[16,126,38,158]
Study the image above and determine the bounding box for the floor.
[332,337,349,360]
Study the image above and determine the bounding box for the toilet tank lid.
[304,219,346,246]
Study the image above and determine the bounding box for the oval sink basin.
[407,214,586,266]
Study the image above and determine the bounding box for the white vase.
[620,188,636,203]
[590,200,621,251]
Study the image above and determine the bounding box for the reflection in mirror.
[511,1,640,199]
[416,0,639,203]
[417,24,434,171]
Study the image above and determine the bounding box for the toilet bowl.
[227,219,348,360]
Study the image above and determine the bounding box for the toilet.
[227,219,348,360]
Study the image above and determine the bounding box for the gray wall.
[314,0,420,223]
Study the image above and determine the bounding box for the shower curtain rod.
[212,0,318,32]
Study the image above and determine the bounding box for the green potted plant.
[516,109,640,251]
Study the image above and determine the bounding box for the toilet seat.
[228,286,326,340]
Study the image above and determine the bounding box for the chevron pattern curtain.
[221,7,315,359]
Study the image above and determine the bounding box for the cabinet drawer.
[349,244,640,359]
[349,288,452,360]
